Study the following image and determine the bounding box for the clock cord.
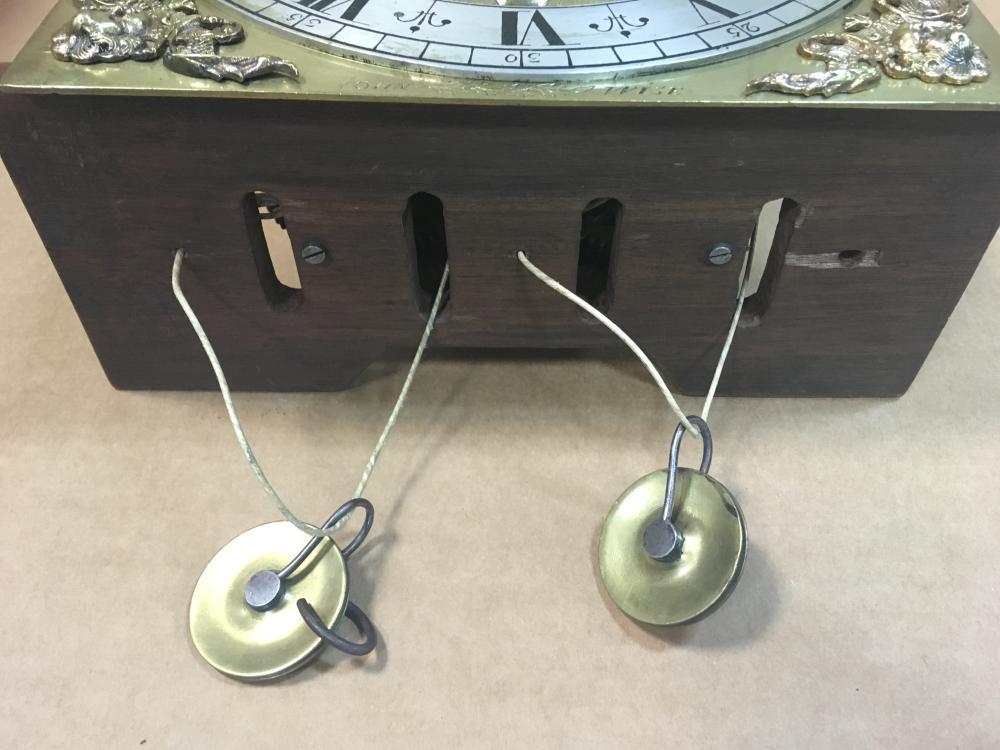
[171,248,450,540]
[518,250,753,621]
[515,250,748,437]
[172,246,739,535]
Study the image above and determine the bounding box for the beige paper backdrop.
[2,2,999,747]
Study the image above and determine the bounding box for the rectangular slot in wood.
[243,191,302,308]
[741,197,800,326]
[404,192,450,316]
[576,198,622,313]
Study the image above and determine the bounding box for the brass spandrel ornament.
[50,0,298,83]
[747,0,990,97]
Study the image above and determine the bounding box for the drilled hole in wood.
[838,250,863,267]
[404,192,450,316]
[244,191,302,308]
[577,198,622,316]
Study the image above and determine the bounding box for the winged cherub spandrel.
[51,0,299,83]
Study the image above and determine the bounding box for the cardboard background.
[2,2,998,746]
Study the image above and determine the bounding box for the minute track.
[220,0,855,80]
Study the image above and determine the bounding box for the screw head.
[301,243,327,265]
[244,570,284,612]
[642,519,684,561]
[707,243,734,266]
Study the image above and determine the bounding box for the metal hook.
[291,498,377,656]
[298,599,377,657]
[278,497,374,580]
[242,498,379,657]
[243,498,374,613]
[663,416,712,523]
[642,416,713,561]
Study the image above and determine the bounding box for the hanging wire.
[516,250,749,437]
[171,249,450,539]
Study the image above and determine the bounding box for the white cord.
[351,268,450,499]
[171,249,450,539]
[700,275,747,424]
[516,250,748,437]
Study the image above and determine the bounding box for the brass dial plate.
[6,1,1000,110]
[189,521,348,681]
[599,468,747,626]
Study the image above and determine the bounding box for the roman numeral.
[500,10,565,46]
[296,0,371,21]
[688,0,739,23]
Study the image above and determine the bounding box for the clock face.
[220,0,853,80]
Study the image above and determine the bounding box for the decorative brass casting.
[747,0,990,97]
[51,0,299,83]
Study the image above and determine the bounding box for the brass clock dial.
[219,0,854,80]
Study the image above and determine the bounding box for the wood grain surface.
[1,94,997,395]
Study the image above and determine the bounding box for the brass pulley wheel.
[599,417,747,626]
[189,499,377,681]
